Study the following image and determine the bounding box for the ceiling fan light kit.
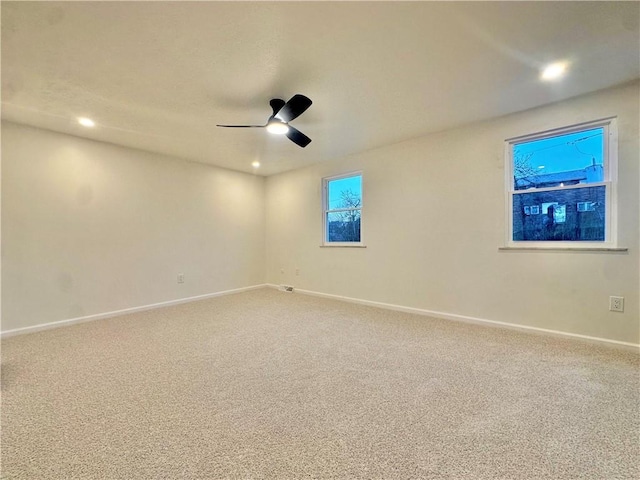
[217,94,312,148]
[266,119,289,135]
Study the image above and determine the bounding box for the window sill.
[320,244,367,248]
[499,246,628,253]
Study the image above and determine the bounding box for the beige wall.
[266,82,639,345]
[1,122,265,332]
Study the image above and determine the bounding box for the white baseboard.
[6,283,638,351]
[265,284,639,351]
[1,284,268,338]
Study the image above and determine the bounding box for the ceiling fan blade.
[269,99,286,117]
[275,94,312,123]
[286,126,312,148]
[216,124,265,128]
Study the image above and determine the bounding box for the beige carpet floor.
[1,288,638,479]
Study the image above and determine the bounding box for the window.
[322,172,363,246]
[577,201,596,212]
[506,118,617,247]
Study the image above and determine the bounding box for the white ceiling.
[2,1,639,176]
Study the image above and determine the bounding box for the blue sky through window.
[328,175,361,210]
[514,127,603,176]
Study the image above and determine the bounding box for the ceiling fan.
[216,94,313,148]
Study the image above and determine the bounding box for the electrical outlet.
[609,296,624,312]
[177,273,184,284]
[295,268,300,276]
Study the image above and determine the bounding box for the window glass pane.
[512,186,605,241]
[327,175,362,210]
[513,127,604,190]
[326,211,361,242]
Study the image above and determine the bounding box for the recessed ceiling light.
[251,161,260,168]
[77,117,95,127]
[541,62,568,81]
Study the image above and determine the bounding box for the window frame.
[504,117,618,249]
[321,171,364,247]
